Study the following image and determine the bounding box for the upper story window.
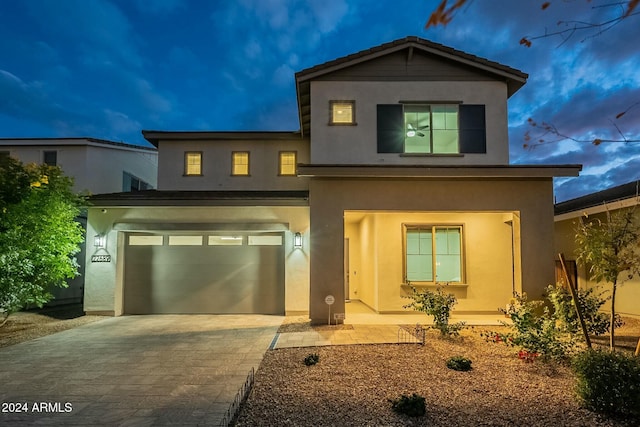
[184,152,202,176]
[404,105,459,154]
[279,151,297,176]
[377,104,486,154]
[232,151,249,176]
[329,100,356,125]
[43,150,57,166]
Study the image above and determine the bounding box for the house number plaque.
[91,254,111,263]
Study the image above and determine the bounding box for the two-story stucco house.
[84,37,581,323]
[0,137,158,304]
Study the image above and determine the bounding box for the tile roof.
[142,131,304,147]
[0,137,156,151]
[296,36,527,81]
[89,190,309,206]
[555,180,640,215]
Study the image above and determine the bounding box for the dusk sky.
[1,0,638,202]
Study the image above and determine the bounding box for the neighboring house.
[0,137,158,305]
[555,181,640,318]
[0,138,158,194]
[83,37,580,323]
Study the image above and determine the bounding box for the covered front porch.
[343,210,522,315]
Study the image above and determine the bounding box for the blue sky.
[1,0,638,202]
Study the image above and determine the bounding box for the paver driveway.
[0,315,283,426]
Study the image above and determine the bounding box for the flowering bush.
[403,283,465,336]
[481,293,577,362]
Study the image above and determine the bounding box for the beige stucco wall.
[157,138,310,191]
[84,205,310,315]
[84,146,158,194]
[309,80,509,165]
[309,178,555,323]
[554,213,640,318]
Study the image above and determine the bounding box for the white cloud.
[134,79,172,114]
[308,0,349,33]
[273,64,294,86]
[103,109,142,134]
[25,0,143,69]
[244,40,263,59]
[134,0,185,14]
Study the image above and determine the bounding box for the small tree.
[575,208,640,350]
[0,157,86,325]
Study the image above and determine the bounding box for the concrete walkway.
[273,304,510,349]
[0,315,282,426]
[273,318,508,349]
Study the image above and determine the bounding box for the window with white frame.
[404,104,459,153]
[279,151,296,176]
[329,100,356,125]
[405,225,463,283]
[377,103,486,154]
[184,152,202,176]
[232,151,249,176]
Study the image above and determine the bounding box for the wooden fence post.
[559,253,592,349]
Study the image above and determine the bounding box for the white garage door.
[123,232,284,314]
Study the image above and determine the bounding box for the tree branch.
[523,116,640,149]
[520,9,640,47]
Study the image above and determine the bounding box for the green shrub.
[546,283,623,336]
[390,393,426,417]
[482,293,576,361]
[403,283,465,336]
[303,353,320,366]
[572,350,640,419]
[446,356,472,371]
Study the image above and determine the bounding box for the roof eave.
[297,164,581,178]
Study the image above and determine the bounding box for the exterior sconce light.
[294,232,302,248]
[94,234,106,249]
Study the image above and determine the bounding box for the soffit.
[89,190,309,207]
[142,131,304,147]
[297,164,581,179]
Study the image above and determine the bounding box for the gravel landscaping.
[236,320,640,427]
[0,305,106,348]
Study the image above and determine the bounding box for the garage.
[123,232,285,314]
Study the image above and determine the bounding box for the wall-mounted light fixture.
[94,234,106,249]
[294,232,302,248]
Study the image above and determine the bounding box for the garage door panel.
[123,233,284,314]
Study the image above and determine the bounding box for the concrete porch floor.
[343,299,509,326]
[273,300,510,349]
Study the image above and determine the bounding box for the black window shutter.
[377,104,404,153]
[459,105,486,153]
